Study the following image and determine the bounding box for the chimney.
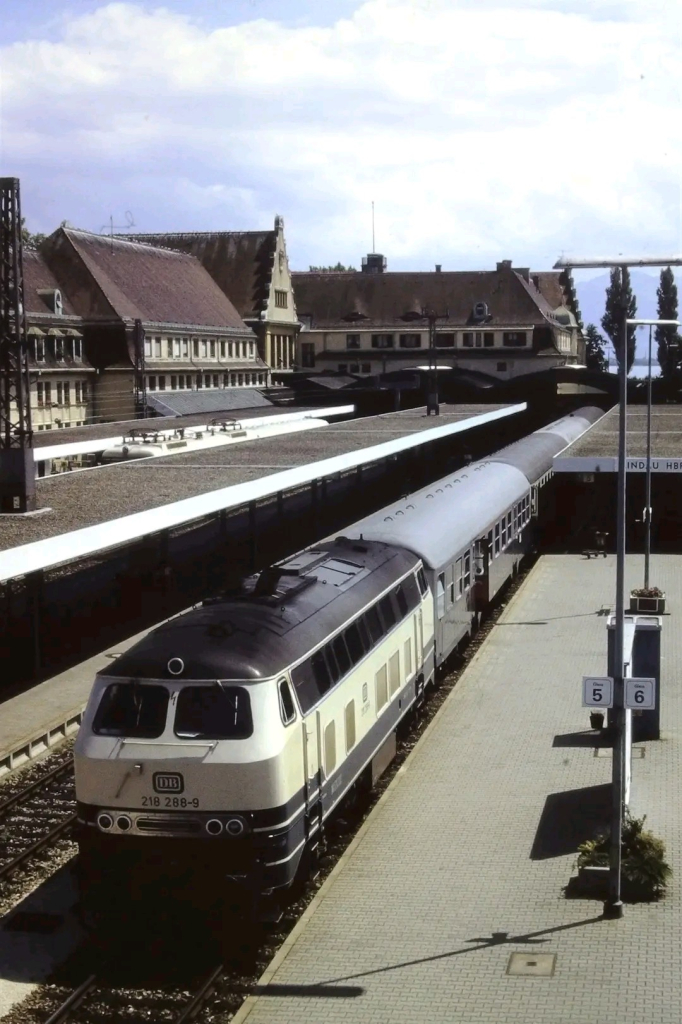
[516,267,530,283]
[532,274,540,289]
[496,260,513,272]
[361,253,387,274]
[435,264,442,273]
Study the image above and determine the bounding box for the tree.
[601,266,637,372]
[655,267,681,379]
[20,217,46,247]
[308,262,356,272]
[584,323,609,373]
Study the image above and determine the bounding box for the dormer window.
[35,338,45,362]
[37,288,63,315]
[54,337,65,360]
[472,301,489,321]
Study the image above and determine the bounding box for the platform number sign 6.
[624,678,656,710]
[582,677,614,708]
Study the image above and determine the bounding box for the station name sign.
[554,456,682,474]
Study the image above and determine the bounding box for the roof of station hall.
[554,405,682,466]
[291,263,567,331]
[0,404,516,552]
[40,228,253,332]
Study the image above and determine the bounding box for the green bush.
[577,813,671,898]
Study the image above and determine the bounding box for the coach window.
[376,665,388,711]
[378,594,397,631]
[456,557,463,597]
[494,523,501,556]
[464,552,471,590]
[436,572,446,618]
[507,510,513,539]
[324,721,336,776]
[389,651,401,696]
[345,700,356,753]
[501,517,508,547]
[311,649,332,696]
[331,634,352,678]
[449,574,455,604]
[278,678,296,726]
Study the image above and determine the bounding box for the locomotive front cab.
[74,672,305,905]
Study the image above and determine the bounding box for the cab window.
[278,678,296,725]
[174,685,253,739]
[93,683,168,738]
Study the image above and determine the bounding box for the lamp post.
[400,306,449,415]
[554,254,682,920]
[626,318,681,589]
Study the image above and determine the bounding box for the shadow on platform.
[553,731,612,749]
[253,983,364,998]
[531,784,611,860]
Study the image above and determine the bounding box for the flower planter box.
[629,592,666,614]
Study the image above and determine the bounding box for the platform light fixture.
[626,319,681,589]
[554,255,682,921]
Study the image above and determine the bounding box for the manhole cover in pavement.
[3,912,64,934]
[506,952,556,977]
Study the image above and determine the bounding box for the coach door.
[302,713,322,836]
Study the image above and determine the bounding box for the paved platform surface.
[233,553,681,1024]
[0,404,513,550]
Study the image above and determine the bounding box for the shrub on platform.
[577,813,671,900]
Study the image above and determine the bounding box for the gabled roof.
[23,249,78,316]
[291,265,559,330]
[50,229,252,332]
[127,230,277,320]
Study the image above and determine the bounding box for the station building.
[38,227,265,422]
[292,256,584,381]
[130,216,300,373]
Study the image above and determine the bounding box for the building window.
[361,362,371,373]
[54,338,64,360]
[154,338,162,358]
[497,362,508,372]
[462,332,474,347]
[346,334,361,349]
[144,338,152,358]
[475,332,483,347]
[37,382,44,407]
[193,339,199,358]
[148,376,156,391]
[220,340,226,359]
[172,339,180,358]
[209,340,216,358]
[158,375,166,390]
[301,342,315,368]
[503,332,527,347]
[171,375,178,389]
[399,334,422,349]
[371,334,394,349]
[199,340,207,359]
[75,382,81,403]
[484,332,495,347]
[56,382,63,405]
[167,339,173,358]
[44,382,52,406]
[213,374,219,388]
[437,333,455,348]
[203,374,210,387]
[350,363,359,373]
[275,289,288,308]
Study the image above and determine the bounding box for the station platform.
[232,553,682,1024]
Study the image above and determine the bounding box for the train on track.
[74,407,602,916]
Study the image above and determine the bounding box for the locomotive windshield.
[93,683,169,738]
[174,684,253,740]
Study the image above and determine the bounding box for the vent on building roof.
[361,253,386,274]
[435,264,442,273]
[37,288,63,315]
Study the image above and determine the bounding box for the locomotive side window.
[312,650,333,695]
[354,617,372,656]
[278,678,296,725]
[331,634,352,678]
[93,683,168,738]
[417,566,429,597]
[324,721,337,776]
[364,605,383,644]
[395,584,409,617]
[378,594,397,631]
[345,622,365,664]
[174,685,253,739]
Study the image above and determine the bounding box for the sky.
[2,0,681,289]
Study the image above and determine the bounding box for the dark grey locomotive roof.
[107,538,419,682]
[489,407,604,484]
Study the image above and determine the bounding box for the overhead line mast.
[0,177,36,514]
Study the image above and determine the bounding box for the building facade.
[23,250,95,430]
[39,228,264,422]
[292,257,583,381]
[131,216,300,372]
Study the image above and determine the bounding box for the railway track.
[0,746,77,913]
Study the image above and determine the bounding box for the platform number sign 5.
[582,677,614,708]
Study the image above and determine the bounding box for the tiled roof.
[23,249,78,316]
[127,231,277,320]
[291,266,558,329]
[55,229,253,332]
[531,271,570,311]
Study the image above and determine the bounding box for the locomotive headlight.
[97,812,114,831]
[225,817,245,836]
[116,815,132,832]
[206,819,224,836]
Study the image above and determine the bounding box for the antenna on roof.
[371,200,375,253]
[99,211,136,253]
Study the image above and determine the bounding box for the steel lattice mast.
[0,177,36,513]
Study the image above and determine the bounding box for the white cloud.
[2,0,681,269]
